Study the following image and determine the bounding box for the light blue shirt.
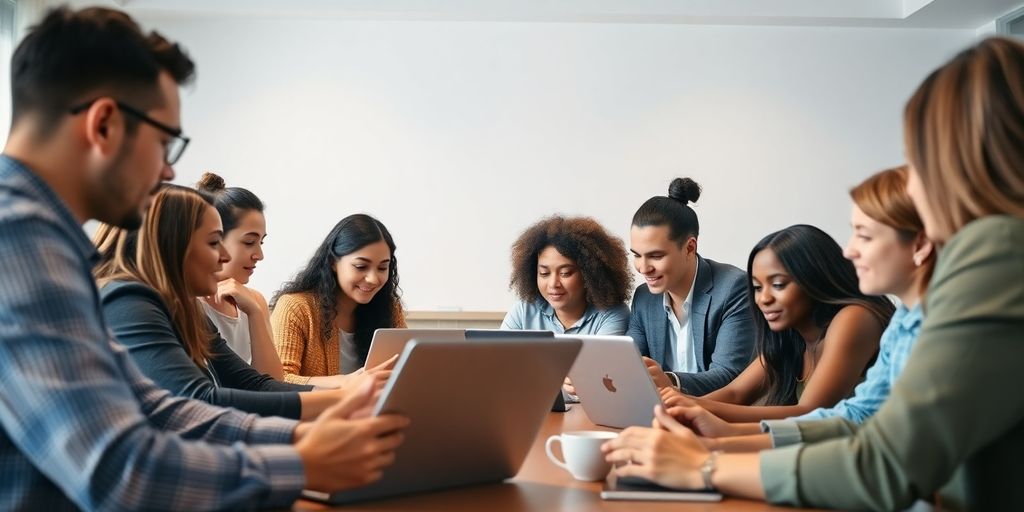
[762,303,923,446]
[501,298,630,335]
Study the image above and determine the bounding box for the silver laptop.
[305,336,583,504]
[364,328,465,368]
[560,335,663,428]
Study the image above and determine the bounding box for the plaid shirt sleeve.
[0,214,306,510]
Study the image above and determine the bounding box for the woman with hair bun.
[196,172,283,379]
[627,177,756,396]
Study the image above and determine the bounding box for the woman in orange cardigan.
[271,214,406,386]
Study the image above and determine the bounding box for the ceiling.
[90,0,1023,29]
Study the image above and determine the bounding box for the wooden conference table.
[295,405,822,511]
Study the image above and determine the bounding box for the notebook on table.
[601,473,723,502]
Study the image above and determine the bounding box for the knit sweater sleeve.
[271,294,314,385]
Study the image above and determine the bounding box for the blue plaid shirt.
[0,155,305,510]
[762,304,923,446]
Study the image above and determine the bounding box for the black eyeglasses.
[69,99,190,166]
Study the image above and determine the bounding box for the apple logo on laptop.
[602,374,617,393]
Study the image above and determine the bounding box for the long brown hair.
[93,222,138,281]
[271,214,404,362]
[94,185,216,366]
[903,37,1024,241]
[850,166,936,297]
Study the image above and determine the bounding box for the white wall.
[121,16,974,311]
[0,1,13,147]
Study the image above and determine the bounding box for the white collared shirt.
[663,265,700,373]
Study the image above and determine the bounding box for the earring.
[913,256,923,267]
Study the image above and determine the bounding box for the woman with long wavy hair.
[271,214,406,386]
[673,224,893,423]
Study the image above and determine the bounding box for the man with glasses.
[0,7,407,510]
[69,99,191,166]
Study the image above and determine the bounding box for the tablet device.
[305,336,582,504]
[471,329,562,412]
[364,328,465,368]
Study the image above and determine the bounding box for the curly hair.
[509,216,632,310]
[270,214,403,361]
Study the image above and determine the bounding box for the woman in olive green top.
[603,36,1024,511]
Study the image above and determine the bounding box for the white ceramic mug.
[545,430,617,481]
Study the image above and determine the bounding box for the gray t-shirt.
[339,329,359,374]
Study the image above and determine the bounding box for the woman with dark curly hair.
[271,214,406,387]
[500,215,632,335]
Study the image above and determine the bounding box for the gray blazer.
[627,255,755,395]
[101,280,314,419]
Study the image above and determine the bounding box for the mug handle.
[545,435,569,471]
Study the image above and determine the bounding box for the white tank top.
[200,300,252,364]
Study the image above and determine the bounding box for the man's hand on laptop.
[296,378,410,492]
[641,357,674,389]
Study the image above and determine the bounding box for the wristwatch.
[666,371,682,389]
[700,450,723,490]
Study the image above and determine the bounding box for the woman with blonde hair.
[603,37,1024,510]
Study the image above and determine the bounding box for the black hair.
[10,6,195,137]
[271,214,403,362]
[632,177,702,244]
[195,172,265,233]
[748,225,894,405]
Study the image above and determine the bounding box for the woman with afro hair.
[500,215,632,335]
